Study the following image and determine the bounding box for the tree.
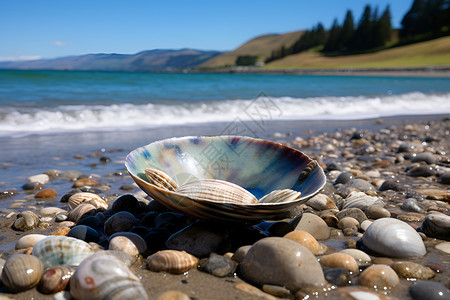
[351,5,373,50]
[339,10,355,51]
[324,19,342,52]
[379,5,392,43]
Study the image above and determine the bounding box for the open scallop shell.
[125,135,326,222]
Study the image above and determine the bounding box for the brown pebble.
[34,189,57,199]
[234,283,277,300]
[49,226,70,236]
[154,290,190,300]
[397,214,425,222]
[72,178,99,188]
[392,261,435,279]
[372,257,394,266]
[73,154,84,159]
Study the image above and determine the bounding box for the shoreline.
[190,66,450,78]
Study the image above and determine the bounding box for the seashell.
[38,265,76,294]
[13,211,40,231]
[1,254,44,292]
[145,168,178,191]
[70,251,147,300]
[104,211,138,236]
[319,253,359,274]
[68,203,96,222]
[126,136,326,222]
[40,207,66,215]
[32,236,94,269]
[68,192,108,212]
[15,233,47,250]
[109,232,147,255]
[147,250,199,274]
[362,218,426,258]
[176,179,258,205]
[357,264,399,289]
[283,230,327,255]
[258,189,301,204]
[306,193,337,210]
[342,191,383,211]
[109,236,139,257]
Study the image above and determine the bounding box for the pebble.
[27,174,49,184]
[40,207,66,215]
[283,230,327,255]
[435,242,450,254]
[409,281,450,300]
[111,194,143,215]
[407,165,436,177]
[335,172,354,185]
[232,245,251,263]
[397,142,422,153]
[22,182,44,191]
[319,253,359,274]
[72,178,99,188]
[335,208,367,224]
[365,205,390,219]
[339,249,371,266]
[166,222,228,257]
[34,188,57,199]
[154,290,191,300]
[235,282,278,300]
[240,237,326,292]
[306,193,338,210]
[262,284,291,297]
[401,198,423,213]
[199,253,236,277]
[437,172,450,184]
[292,213,330,240]
[323,268,351,286]
[357,264,399,289]
[411,152,436,164]
[337,217,359,230]
[418,212,450,240]
[104,211,138,236]
[346,179,376,192]
[68,225,100,243]
[392,261,435,279]
[1,254,44,292]
[15,234,47,250]
[109,232,147,254]
[379,179,406,192]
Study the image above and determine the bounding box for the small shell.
[362,218,426,258]
[67,203,96,222]
[109,236,140,257]
[298,160,318,182]
[109,232,147,255]
[145,168,178,191]
[15,234,47,250]
[342,191,383,211]
[68,192,108,211]
[32,236,94,269]
[306,194,337,210]
[38,265,76,294]
[1,254,44,292]
[70,251,147,300]
[147,250,198,274]
[13,211,40,231]
[258,189,301,204]
[176,179,258,205]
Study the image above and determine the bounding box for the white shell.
[258,189,301,203]
[342,191,384,211]
[32,236,94,269]
[15,234,47,250]
[109,232,147,255]
[306,193,337,210]
[362,218,426,258]
[68,192,108,211]
[70,251,147,300]
[145,168,178,191]
[176,179,258,205]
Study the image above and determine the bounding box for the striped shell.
[147,250,198,274]
[68,192,108,211]
[145,168,178,191]
[342,191,384,211]
[176,179,258,205]
[67,203,96,222]
[1,254,44,292]
[70,251,147,300]
[32,236,94,269]
[38,265,76,294]
[258,189,301,203]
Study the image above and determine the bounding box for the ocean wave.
[1,92,449,137]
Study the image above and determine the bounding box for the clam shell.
[70,251,147,300]
[38,265,76,294]
[32,236,94,269]
[15,233,47,250]
[342,191,384,211]
[126,136,326,222]
[362,218,426,258]
[109,232,147,255]
[176,179,258,205]
[145,168,178,191]
[147,250,198,274]
[258,189,301,203]
[1,254,44,292]
[67,203,96,222]
[68,192,108,211]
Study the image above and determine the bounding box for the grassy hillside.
[265,36,450,69]
[201,31,303,68]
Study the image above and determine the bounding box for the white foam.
[1,92,449,137]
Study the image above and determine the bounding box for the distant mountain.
[0,49,222,71]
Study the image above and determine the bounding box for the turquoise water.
[0,69,449,137]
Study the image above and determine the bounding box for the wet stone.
[379,179,406,192]
[392,261,435,280]
[77,215,103,230]
[401,198,423,213]
[411,152,436,164]
[323,268,351,286]
[409,281,450,300]
[68,225,100,243]
[418,213,450,240]
[335,208,367,224]
[34,189,57,199]
[365,205,390,219]
[292,213,330,240]
[199,253,236,277]
[262,284,291,298]
[346,179,375,192]
[111,194,143,216]
[397,142,422,153]
[22,182,44,191]
[104,211,138,236]
[437,172,450,184]
[407,165,436,177]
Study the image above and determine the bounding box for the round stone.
[435,242,450,254]
[68,225,100,243]
[357,264,399,289]
[379,179,405,192]
[293,213,330,240]
[411,152,436,164]
[319,253,359,274]
[240,237,326,292]
[365,205,390,219]
[323,268,351,286]
[401,198,423,213]
[200,253,236,277]
[419,213,450,240]
[35,189,58,199]
[407,165,435,177]
[283,230,327,255]
[335,172,354,185]
[72,178,99,188]
[409,281,450,300]
[392,261,435,279]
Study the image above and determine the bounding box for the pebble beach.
[0,114,449,299]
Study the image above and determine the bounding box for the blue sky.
[0,0,413,61]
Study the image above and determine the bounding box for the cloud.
[0,56,42,62]
[53,41,67,47]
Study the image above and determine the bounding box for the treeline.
[266,0,450,63]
